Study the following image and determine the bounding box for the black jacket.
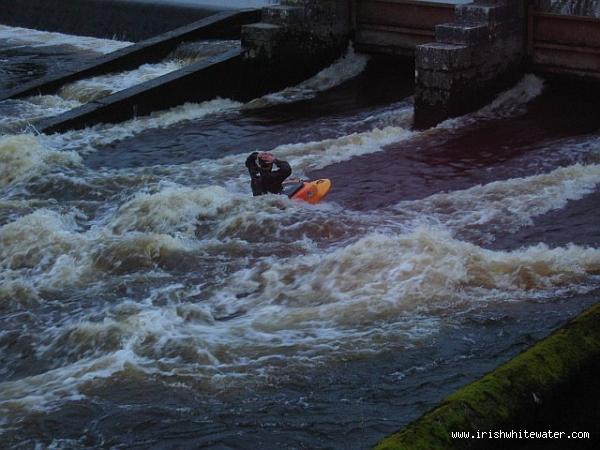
[245,152,292,196]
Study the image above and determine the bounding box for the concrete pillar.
[241,0,351,91]
[415,0,528,128]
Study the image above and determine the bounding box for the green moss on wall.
[374,302,600,450]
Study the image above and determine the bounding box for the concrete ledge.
[435,23,490,45]
[0,9,261,102]
[374,302,600,450]
[456,3,508,26]
[416,42,473,71]
[36,48,246,134]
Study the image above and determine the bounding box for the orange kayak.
[283,179,332,204]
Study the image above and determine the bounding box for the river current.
[1,22,600,450]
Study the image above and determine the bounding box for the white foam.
[0,60,204,133]
[0,134,82,188]
[3,211,600,412]
[0,25,132,53]
[57,60,189,103]
[438,74,545,130]
[49,98,242,151]
[109,184,239,235]
[0,349,140,413]
[46,46,369,149]
[394,163,600,239]
[0,97,82,133]
[0,207,199,296]
[214,226,600,325]
[244,45,370,108]
[133,112,415,190]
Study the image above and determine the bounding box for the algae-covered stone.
[374,302,600,450]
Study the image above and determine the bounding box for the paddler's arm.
[246,152,264,196]
[272,159,292,182]
[245,152,260,179]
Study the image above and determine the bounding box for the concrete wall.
[374,301,600,450]
[353,0,457,57]
[0,0,221,41]
[530,1,600,82]
[537,0,600,17]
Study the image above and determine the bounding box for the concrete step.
[241,22,283,45]
[436,22,490,46]
[261,5,304,27]
[416,42,472,72]
[241,22,283,58]
[456,3,507,26]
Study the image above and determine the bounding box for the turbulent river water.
[1,22,600,450]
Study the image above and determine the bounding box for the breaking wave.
[0,24,131,53]
[0,134,81,188]
[244,45,370,108]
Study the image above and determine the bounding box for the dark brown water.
[1,25,600,450]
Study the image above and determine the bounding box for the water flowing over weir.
[1,22,600,450]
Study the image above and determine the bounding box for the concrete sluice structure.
[2,1,600,130]
[0,10,266,133]
[244,0,600,126]
[0,10,262,102]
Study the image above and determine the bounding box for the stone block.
[416,67,478,92]
[262,5,305,27]
[242,22,283,43]
[456,3,508,26]
[436,22,491,45]
[416,42,473,71]
[241,23,284,59]
[281,0,350,34]
[242,22,283,47]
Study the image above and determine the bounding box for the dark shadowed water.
[1,23,599,450]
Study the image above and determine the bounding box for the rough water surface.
[1,24,599,450]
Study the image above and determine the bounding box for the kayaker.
[245,151,292,196]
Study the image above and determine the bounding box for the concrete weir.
[374,302,600,450]
[1,10,262,102]
[1,9,265,133]
[30,1,355,134]
[36,48,247,134]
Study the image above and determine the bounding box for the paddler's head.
[257,152,274,171]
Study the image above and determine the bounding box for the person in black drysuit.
[245,151,292,196]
